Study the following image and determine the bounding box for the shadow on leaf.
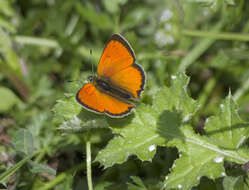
[157,110,185,142]
[107,113,135,129]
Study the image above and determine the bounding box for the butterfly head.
[88,75,94,82]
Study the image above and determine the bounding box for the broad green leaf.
[11,129,34,155]
[163,123,249,189]
[205,92,249,149]
[164,126,226,190]
[53,95,81,125]
[164,154,225,190]
[29,162,56,176]
[0,152,37,183]
[162,93,249,189]
[153,72,199,122]
[0,86,22,112]
[95,104,167,168]
[96,73,196,168]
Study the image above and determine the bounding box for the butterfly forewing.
[97,34,145,99]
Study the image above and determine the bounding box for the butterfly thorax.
[90,75,132,100]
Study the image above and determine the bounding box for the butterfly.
[76,34,145,118]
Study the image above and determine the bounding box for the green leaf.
[11,129,34,155]
[163,121,249,189]
[223,176,244,190]
[153,72,199,122]
[95,73,197,168]
[164,126,226,190]
[161,92,249,190]
[29,162,56,176]
[95,104,167,168]
[0,152,37,183]
[205,92,249,149]
[0,86,22,113]
[53,95,81,125]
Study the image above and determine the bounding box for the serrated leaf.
[96,73,196,168]
[163,123,249,190]
[164,154,225,190]
[153,73,199,122]
[164,126,226,190]
[29,162,56,176]
[53,95,81,125]
[205,92,249,149]
[11,129,34,155]
[95,104,179,168]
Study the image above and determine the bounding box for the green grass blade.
[14,36,60,48]
[0,152,37,183]
[179,21,224,71]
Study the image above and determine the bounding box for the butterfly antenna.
[90,49,95,77]
[67,80,81,83]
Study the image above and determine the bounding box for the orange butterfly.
[76,34,145,118]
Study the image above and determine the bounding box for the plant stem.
[37,173,67,190]
[34,147,47,163]
[182,29,249,42]
[179,21,224,71]
[86,134,93,190]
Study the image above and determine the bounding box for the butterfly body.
[89,76,133,100]
[76,34,145,118]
